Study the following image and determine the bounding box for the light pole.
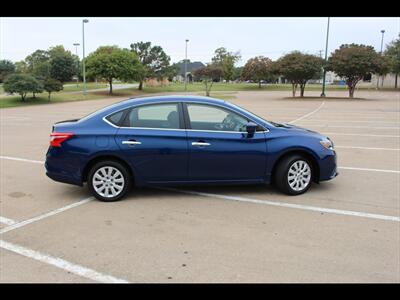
[377,29,385,89]
[73,43,80,88]
[184,39,189,92]
[82,19,89,95]
[321,17,330,97]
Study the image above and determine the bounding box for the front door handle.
[192,141,210,147]
[122,140,142,145]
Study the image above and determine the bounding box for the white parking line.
[339,166,400,174]
[322,132,400,138]
[303,124,400,130]
[0,197,94,235]
[0,197,131,283]
[162,188,400,222]
[0,156,44,164]
[298,119,400,124]
[0,216,17,226]
[288,101,325,124]
[0,240,129,283]
[335,146,400,151]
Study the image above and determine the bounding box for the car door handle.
[192,142,210,147]
[122,140,142,145]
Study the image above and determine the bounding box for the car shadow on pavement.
[60,180,335,203]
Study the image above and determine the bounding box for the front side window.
[123,103,180,129]
[187,104,249,132]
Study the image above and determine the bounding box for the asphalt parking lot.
[0,90,399,283]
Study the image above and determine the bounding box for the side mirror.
[246,122,257,137]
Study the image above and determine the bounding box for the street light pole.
[82,19,89,95]
[184,39,189,92]
[377,29,385,89]
[73,43,80,88]
[321,17,330,97]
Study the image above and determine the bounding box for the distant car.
[45,96,338,201]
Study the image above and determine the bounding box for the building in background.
[173,61,205,82]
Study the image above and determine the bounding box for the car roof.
[117,95,226,107]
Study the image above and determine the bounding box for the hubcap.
[287,160,311,192]
[92,166,125,198]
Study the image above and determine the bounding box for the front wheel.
[274,155,313,195]
[87,160,131,202]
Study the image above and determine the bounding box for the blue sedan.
[45,95,338,201]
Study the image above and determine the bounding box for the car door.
[113,102,188,183]
[184,102,268,182]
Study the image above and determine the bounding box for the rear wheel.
[88,160,131,202]
[274,155,313,195]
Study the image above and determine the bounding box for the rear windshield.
[78,102,127,123]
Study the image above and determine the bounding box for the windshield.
[227,102,285,127]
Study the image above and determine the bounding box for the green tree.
[192,64,224,96]
[43,78,63,101]
[275,51,323,97]
[376,55,392,88]
[25,50,50,79]
[211,47,241,81]
[240,56,274,88]
[48,46,77,83]
[326,44,384,98]
[3,74,43,101]
[86,46,142,94]
[130,41,171,90]
[0,60,16,83]
[232,66,243,81]
[164,63,180,81]
[384,38,400,88]
[14,61,28,74]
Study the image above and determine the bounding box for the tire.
[274,154,313,195]
[87,160,131,202]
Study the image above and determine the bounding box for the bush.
[3,74,43,101]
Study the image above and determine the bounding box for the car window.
[105,110,126,126]
[124,103,180,129]
[187,104,249,132]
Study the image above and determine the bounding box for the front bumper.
[319,150,338,181]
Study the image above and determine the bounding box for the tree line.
[193,40,399,98]
[1,38,399,101]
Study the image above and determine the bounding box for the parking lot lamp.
[82,19,89,95]
[377,29,385,89]
[185,39,189,91]
[73,43,80,88]
[321,17,330,97]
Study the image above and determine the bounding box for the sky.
[1,17,399,66]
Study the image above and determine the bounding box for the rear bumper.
[45,148,83,186]
[46,169,82,186]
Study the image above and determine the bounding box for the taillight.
[50,132,74,147]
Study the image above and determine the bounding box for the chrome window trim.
[102,100,270,133]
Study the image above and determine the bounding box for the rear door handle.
[122,140,142,145]
[192,142,210,147]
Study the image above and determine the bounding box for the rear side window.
[123,103,180,129]
[105,110,125,126]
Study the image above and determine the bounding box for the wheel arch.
[270,148,320,183]
[82,154,135,185]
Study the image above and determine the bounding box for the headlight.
[320,138,334,150]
